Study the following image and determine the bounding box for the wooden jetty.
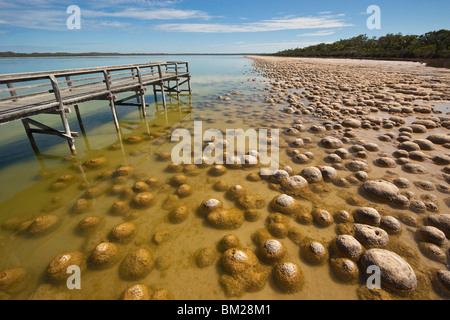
[0,61,191,155]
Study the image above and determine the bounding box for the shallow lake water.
[0,55,448,300]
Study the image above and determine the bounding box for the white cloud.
[297,30,336,37]
[155,15,353,33]
[84,8,212,20]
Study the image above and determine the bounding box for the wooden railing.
[0,61,190,123]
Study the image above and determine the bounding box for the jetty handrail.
[0,61,189,104]
[0,61,187,83]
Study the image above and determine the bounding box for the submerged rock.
[330,258,359,283]
[300,240,328,265]
[47,251,85,284]
[206,208,244,229]
[120,283,152,300]
[27,215,60,236]
[270,194,301,216]
[88,242,120,269]
[195,248,217,268]
[119,248,154,281]
[272,261,304,293]
[220,248,268,297]
[0,267,28,294]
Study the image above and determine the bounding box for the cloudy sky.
[0,0,449,53]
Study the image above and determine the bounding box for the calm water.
[0,55,446,300]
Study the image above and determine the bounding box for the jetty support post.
[49,75,77,155]
[103,70,120,132]
[157,64,167,110]
[186,62,192,95]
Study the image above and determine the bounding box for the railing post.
[7,82,17,101]
[65,75,73,91]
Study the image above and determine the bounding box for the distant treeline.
[275,29,450,67]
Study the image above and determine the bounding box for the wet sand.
[0,55,449,300]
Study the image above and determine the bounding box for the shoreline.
[255,55,450,70]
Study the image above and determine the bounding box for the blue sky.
[0,0,449,53]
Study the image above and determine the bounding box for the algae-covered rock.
[199,198,223,216]
[258,239,287,263]
[300,240,328,265]
[270,194,301,216]
[76,216,102,234]
[108,222,136,243]
[237,194,265,209]
[0,267,28,294]
[47,251,85,284]
[206,208,244,229]
[330,258,359,283]
[88,242,120,269]
[220,248,268,297]
[195,248,217,268]
[27,215,60,236]
[119,248,154,280]
[311,209,333,227]
[120,283,152,300]
[218,234,241,252]
[168,206,190,224]
[272,261,304,293]
[83,156,107,169]
[132,192,155,208]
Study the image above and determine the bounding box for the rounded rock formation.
[361,248,417,292]
[88,242,120,269]
[108,222,136,243]
[206,208,244,229]
[335,234,363,260]
[47,251,85,284]
[168,206,190,224]
[195,248,217,268]
[272,261,304,293]
[270,194,301,216]
[321,136,344,149]
[27,215,60,236]
[120,283,152,300]
[363,180,399,202]
[258,239,287,263]
[300,240,328,265]
[119,248,154,280]
[355,207,381,226]
[353,223,389,248]
[330,258,359,283]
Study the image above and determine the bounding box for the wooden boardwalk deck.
[0,61,191,155]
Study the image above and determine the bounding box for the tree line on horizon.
[275,29,450,61]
